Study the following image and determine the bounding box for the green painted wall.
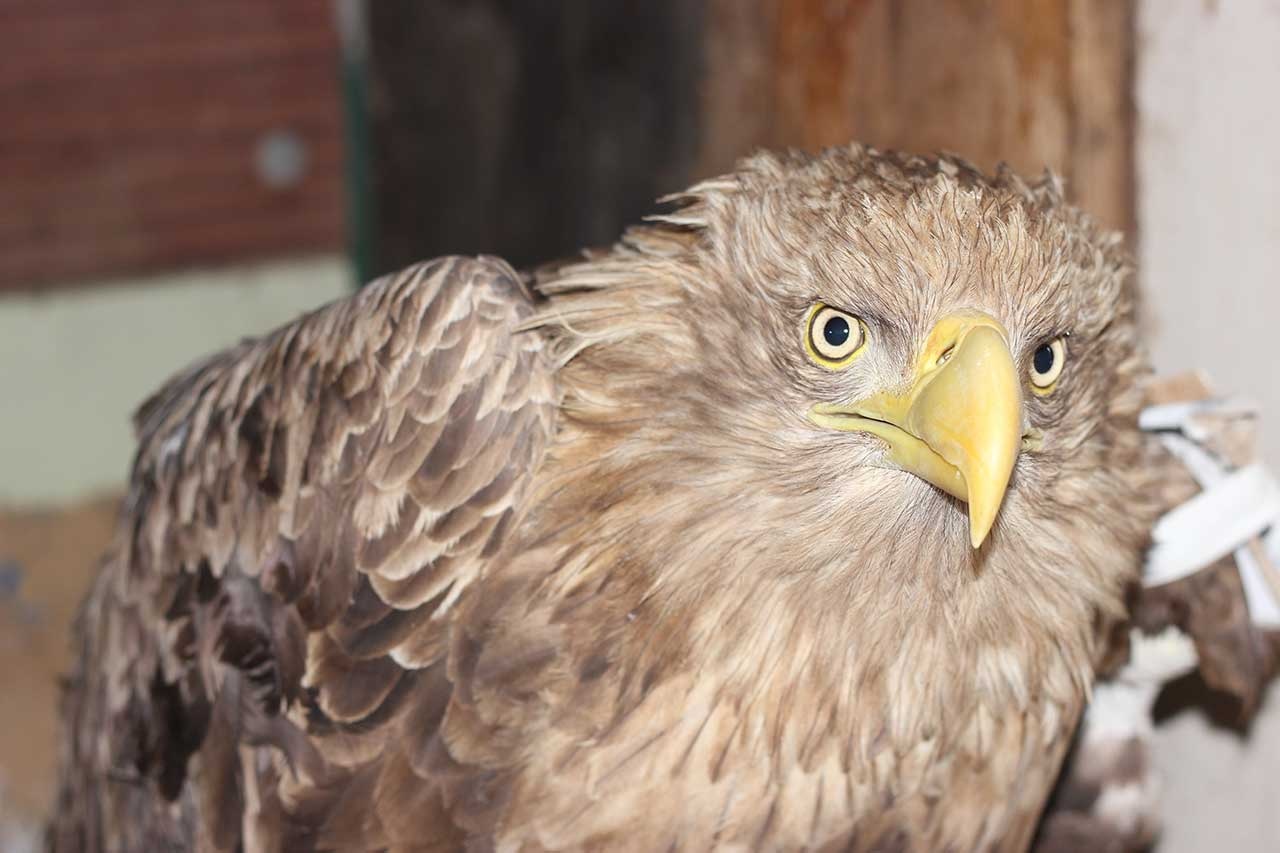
[0,257,351,506]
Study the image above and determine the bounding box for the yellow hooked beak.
[809,313,1023,549]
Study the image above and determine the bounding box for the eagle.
[51,145,1160,851]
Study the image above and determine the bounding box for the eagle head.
[536,144,1159,739]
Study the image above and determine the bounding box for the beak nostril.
[936,343,956,366]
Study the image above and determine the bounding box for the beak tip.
[967,504,999,549]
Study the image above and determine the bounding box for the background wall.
[0,5,351,843]
[1137,2,1280,850]
[1138,0,1280,467]
[0,0,345,290]
[0,259,349,505]
[1,1,1277,848]
[0,0,351,505]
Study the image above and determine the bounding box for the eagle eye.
[805,304,866,368]
[1029,336,1067,393]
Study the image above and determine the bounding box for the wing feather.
[52,256,558,850]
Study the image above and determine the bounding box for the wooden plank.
[0,161,345,243]
[0,0,345,291]
[367,1,1133,277]
[2,96,341,148]
[1067,0,1136,236]
[0,497,120,822]
[0,131,343,191]
[0,193,342,287]
[700,0,1135,234]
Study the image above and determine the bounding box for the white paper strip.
[1145,463,1280,585]
[1138,396,1257,433]
[1141,396,1280,626]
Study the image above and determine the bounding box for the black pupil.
[823,316,851,348]
[1033,343,1056,375]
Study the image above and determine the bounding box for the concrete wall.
[1138,0,1280,466]
[1137,2,1280,851]
[0,256,351,506]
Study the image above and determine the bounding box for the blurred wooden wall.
[0,1,345,291]
[368,0,1134,275]
[701,0,1134,234]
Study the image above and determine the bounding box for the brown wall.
[369,0,1134,275]
[701,0,1134,235]
[0,1,345,292]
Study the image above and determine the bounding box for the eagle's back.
[49,256,559,850]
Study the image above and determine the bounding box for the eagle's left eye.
[806,304,866,368]
[1029,336,1067,393]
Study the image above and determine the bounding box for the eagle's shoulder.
[53,255,560,850]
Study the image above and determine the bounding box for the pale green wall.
[0,257,351,506]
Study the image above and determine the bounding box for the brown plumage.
[1036,374,1280,853]
[51,145,1161,851]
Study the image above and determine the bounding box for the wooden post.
[367,0,1135,272]
[701,0,1135,235]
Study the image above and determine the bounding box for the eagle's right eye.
[806,304,866,368]
[1029,336,1067,394]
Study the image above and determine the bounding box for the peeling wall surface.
[1137,2,1280,851]
[0,257,351,506]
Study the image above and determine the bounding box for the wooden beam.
[700,0,1135,234]
[367,1,1135,272]
[0,0,346,291]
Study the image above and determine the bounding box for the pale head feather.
[518,143,1161,842]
